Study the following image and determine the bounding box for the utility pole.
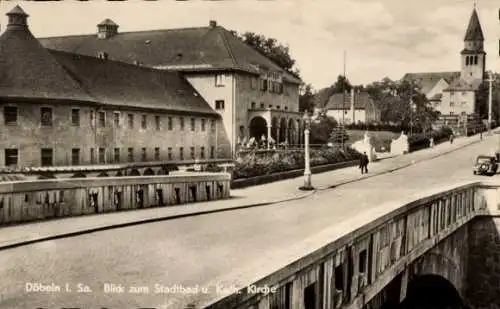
[488,71,493,135]
[410,79,413,137]
[341,50,346,150]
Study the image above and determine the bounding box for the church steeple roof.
[464,8,484,41]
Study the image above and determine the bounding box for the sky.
[0,0,498,91]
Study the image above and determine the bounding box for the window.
[251,77,258,89]
[285,106,288,111]
[114,148,120,163]
[190,118,195,131]
[90,148,95,164]
[40,107,53,126]
[141,114,147,129]
[461,91,467,96]
[239,125,245,137]
[5,149,18,166]
[251,102,256,109]
[155,116,161,130]
[259,78,268,91]
[277,105,281,109]
[71,148,80,165]
[167,147,173,160]
[215,74,225,86]
[154,147,160,161]
[41,148,53,166]
[200,146,205,159]
[180,117,185,130]
[450,102,455,107]
[3,106,17,124]
[201,119,206,131]
[211,119,216,132]
[304,283,316,309]
[215,100,225,110]
[179,147,184,160]
[141,148,147,161]
[128,114,134,128]
[127,148,134,162]
[97,51,108,60]
[168,117,173,130]
[71,109,80,126]
[190,146,195,159]
[269,104,273,109]
[98,111,106,127]
[461,101,467,105]
[98,148,105,164]
[114,112,120,127]
[334,264,344,291]
[210,146,215,159]
[90,110,95,127]
[260,103,265,108]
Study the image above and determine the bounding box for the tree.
[329,126,349,144]
[299,84,315,112]
[310,113,338,144]
[232,31,299,77]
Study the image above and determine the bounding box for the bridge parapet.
[201,181,494,309]
[0,172,230,225]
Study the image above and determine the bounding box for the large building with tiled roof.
[402,7,487,133]
[0,6,231,168]
[39,17,304,152]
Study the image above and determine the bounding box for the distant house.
[320,90,381,124]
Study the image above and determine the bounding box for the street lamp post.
[299,110,314,191]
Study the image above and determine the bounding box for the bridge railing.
[0,173,231,225]
[203,180,497,309]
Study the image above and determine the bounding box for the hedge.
[232,147,362,179]
[408,127,453,152]
[345,123,424,134]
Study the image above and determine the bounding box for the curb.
[0,137,483,251]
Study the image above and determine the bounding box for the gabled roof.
[464,8,484,41]
[429,93,443,101]
[443,78,482,92]
[325,92,374,110]
[39,23,302,84]
[49,50,216,115]
[313,87,335,109]
[0,19,94,102]
[401,72,460,95]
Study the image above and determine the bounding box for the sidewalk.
[0,133,487,250]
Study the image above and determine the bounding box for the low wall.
[0,173,231,226]
[231,160,358,189]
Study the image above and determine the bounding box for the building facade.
[0,6,230,168]
[402,7,486,133]
[39,19,304,153]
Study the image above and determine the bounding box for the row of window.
[465,55,479,66]
[3,106,216,132]
[449,101,468,107]
[3,146,216,167]
[250,102,289,111]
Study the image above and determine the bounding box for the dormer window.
[97,52,108,60]
[215,74,225,87]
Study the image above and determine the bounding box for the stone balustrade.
[202,180,493,309]
[0,173,230,225]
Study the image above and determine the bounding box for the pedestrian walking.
[359,151,369,174]
[449,133,454,144]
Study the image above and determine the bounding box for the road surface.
[0,137,496,309]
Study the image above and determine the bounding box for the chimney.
[97,18,119,39]
[209,20,217,28]
[6,5,29,31]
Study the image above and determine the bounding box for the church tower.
[460,7,486,83]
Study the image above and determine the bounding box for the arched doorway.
[143,168,155,176]
[249,116,268,141]
[279,118,287,144]
[129,169,140,176]
[402,274,464,309]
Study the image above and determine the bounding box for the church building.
[402,7,487,134]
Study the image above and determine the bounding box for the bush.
[408,128,452,152]
[345,123,424,134]
[233,147,362,179]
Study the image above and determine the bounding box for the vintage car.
[473,155,498,176]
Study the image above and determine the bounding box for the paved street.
[0,135,497,309]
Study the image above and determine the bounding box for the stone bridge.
[198,181,500,309]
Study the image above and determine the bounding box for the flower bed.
[233,147,362,179]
